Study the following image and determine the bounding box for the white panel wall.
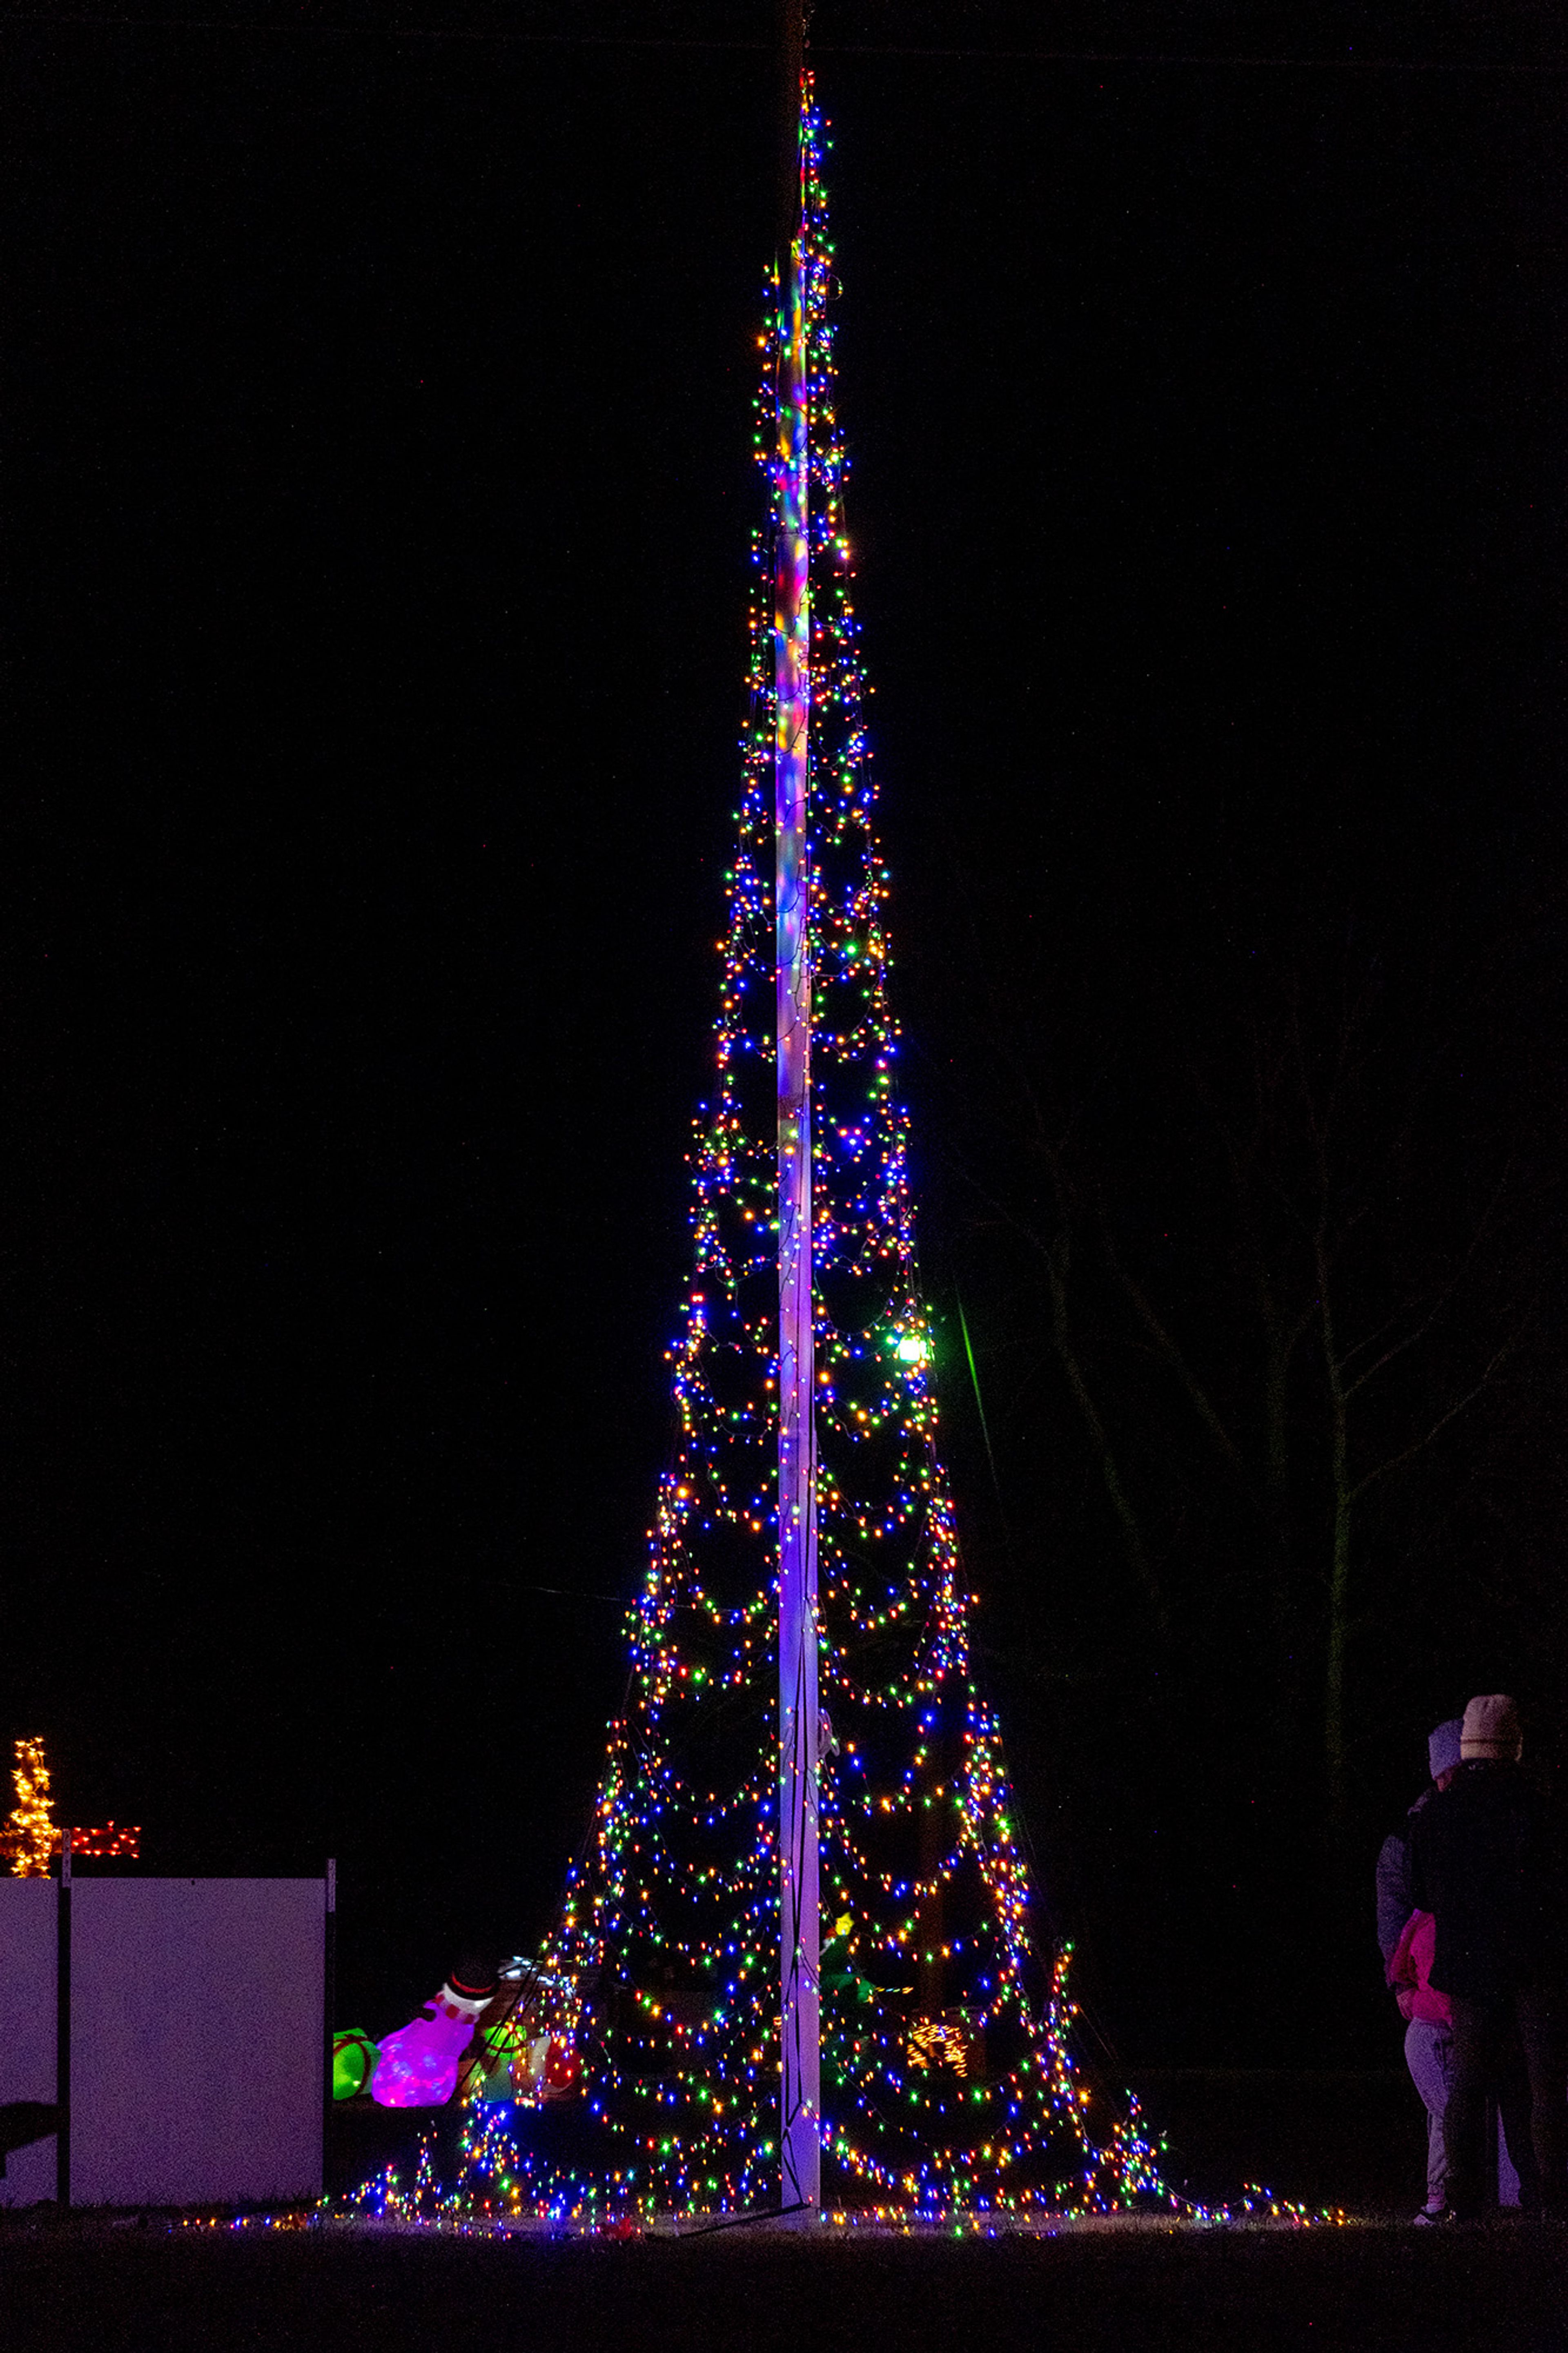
[70,1879,323,2208]
[0,1878,58,2206]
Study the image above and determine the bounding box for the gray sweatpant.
[1405,2014,1519,2208]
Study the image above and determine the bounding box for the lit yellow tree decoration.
[9,1736,57,1878]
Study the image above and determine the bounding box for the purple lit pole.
[775,54,819,2219]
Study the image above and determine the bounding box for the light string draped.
[353,77,1176,2226]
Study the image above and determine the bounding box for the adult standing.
[1410,1693,1566,2218]
[1376,1718,1463,2221]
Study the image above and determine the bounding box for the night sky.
[4,2,1564,2066]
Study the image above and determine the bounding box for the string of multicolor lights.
[414,77,1169,2220]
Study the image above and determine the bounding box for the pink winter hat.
[1460,1693,1522,1762]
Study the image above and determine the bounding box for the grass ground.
[5,2070,1560,2353]
[2,2220,1568,2353]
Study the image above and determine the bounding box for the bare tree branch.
[1342,1292,1452,1398]
[1341,1167,1513,1397]
[1350,1332,1521,1504]
[949,1149,1169,1638]
[1042,1232,1169,1639]
[1098,1220,1248,1481]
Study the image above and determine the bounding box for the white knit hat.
[1460,1693,1522,1762]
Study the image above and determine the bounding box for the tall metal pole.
[56,1827,71,2210]
[775,10,819,2220]
[323,1857,336,2200]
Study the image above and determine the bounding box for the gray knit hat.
[1460,1693,1522,1762]
[1428,1717,1463,1780]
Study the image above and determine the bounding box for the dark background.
[3,1,1564,2074]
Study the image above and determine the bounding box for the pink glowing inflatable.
[369,1959,497,2109]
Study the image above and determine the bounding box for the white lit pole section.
[775,72,819,2220]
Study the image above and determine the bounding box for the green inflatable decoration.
[332,2027,380,2101]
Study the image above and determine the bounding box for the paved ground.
[3,2222,1568,2353]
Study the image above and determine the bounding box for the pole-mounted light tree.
[370,61,1167,2228]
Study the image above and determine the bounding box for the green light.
[895,1332,928,1365]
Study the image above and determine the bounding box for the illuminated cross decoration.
[3,1736,140,1878]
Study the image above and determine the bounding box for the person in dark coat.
[1409,1693,1567,2219]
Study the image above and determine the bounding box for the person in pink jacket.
[1378,1719,1463,2220]
[1389,1907,1450,2027]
